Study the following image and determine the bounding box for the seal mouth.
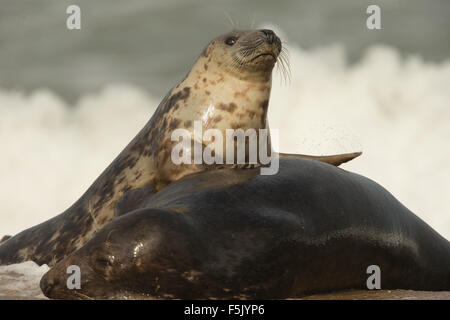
[250,53,277,62]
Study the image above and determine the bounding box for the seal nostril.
[260,29,275,44]
[261,29,274,37]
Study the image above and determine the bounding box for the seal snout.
[40,272,59,297]
[260,29,276,44]
[258,29,282,56]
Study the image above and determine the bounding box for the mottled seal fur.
[40,158,450,299]
[0,29,360,267]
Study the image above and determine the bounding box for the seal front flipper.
[114,183,155,217]
[278,151,362,166]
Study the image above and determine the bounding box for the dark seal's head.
[40,209,200,299]
[199,29,285,81]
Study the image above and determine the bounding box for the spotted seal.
[0,29,360,267]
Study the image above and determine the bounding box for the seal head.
[201,29,282,80]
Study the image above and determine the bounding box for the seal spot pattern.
[218,102,237,113]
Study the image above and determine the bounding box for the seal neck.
[190,55,273,85]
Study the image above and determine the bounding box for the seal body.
[0,29,360,267]
[40,158,450,299]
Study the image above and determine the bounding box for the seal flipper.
[114,183,155,217]
[278,151,362,167]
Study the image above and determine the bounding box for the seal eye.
[97,256,114,268]
[225,36,237,46]
[97,258,111,267]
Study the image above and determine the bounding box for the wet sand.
[1,289,450,300]
[300,289,450,300]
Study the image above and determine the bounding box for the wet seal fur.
[0,29,360,267]
[40,158,450,299]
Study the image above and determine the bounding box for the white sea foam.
[0,85,159,237]
[269,28,450,240]
[0,261,49,299]
[0,41,449,245]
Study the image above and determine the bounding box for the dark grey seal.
[40,158,450,299]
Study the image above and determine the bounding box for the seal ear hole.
[225,36,237,46]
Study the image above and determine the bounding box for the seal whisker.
[73,291,94,300]
[250,14,257,29]
[223,11,237,29]
[276,47,291,85]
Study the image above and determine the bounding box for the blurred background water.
[1,0,449,101]
[0,0,449,243]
